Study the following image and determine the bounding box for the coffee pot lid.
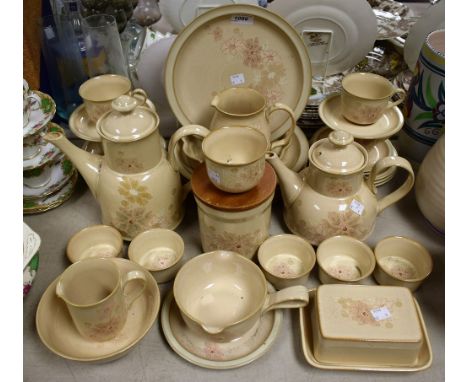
[310,130,367,174]
[191,163,276,211]
[97,95,159,142]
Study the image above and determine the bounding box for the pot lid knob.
[329,130,354,147]
[112,95,138,113]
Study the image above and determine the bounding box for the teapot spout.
[266,152,304,207]
[43,130,102,198]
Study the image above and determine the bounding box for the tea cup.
[169,125,269,193]
[79,74,148,123]
[66,225,124,263]
[373,236,433,291]
[23,158,54,188]
[316,235,376,284]
[128,228,185,284]
[257,234,316,290]
[341,72,406,125]
[23,79,41,128]
[173,250,309,342]
[55,258,147,341]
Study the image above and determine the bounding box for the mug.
[56,258,147,342]
[341,72,406,125]
[23,79,41,128]
[169,125,269,193]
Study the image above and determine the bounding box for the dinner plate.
[404,0,444,71]
[164,4,312,142]
[160,0,259,33]
[268,0,377,75]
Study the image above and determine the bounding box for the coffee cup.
[341,72,406,125]
[55,258,147,341]
[173,250,309,342]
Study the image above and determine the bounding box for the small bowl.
[257,234,316,289]
[67,225,123,263]
[316,236,375,284]
[128,228,184,283]
[374,236,433,292]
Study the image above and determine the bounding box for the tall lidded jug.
[44,94,188,240]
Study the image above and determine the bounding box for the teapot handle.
[168,124,210,177]
[267,103,296,155]
[368,156,414,213]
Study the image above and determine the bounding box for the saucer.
[23,171,78,215]
[161,288,283,369]
[273,126,309,172]
[23,157,75,200]
[23,123,63,171]
[69,99,158,142]
[318,93,404,140]
[23,91,56,138]
[36,258,160,362]
[299,289,432,371]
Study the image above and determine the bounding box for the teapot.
[266,130,414,245]
[44,93,190,240]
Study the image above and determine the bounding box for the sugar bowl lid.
[97,94,159,142]
[310,130,368,174]
[191,163,277,212]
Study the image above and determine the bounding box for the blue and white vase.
[399,29,444,162]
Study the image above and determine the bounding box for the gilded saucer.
[318,94,404,140]
[36,258,160,362]
[161,289,283,369]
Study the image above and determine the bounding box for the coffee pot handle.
[168,124,210,177]
[267,103,296,155]
[122,270,147,309]
[368,156,415,213]
[262,285,309,313]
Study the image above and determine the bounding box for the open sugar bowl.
[257,234,316,290]
[128,228,184,284]
[373,236,433,292]
[67,225,124,263]
[316,236,376,284]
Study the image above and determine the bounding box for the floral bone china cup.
[55,258,147,342]
[169,125,269,193]
[23,79,41,128]
[173,251,309,343]
[341,72,406,125]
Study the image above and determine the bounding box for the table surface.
[24,2,444,381]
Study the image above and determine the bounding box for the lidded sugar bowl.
[266,130,414,245]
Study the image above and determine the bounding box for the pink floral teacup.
[56,258,147,342]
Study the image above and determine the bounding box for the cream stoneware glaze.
[374,236,433,292]
[341,72,406,125]
[66,225,123,263]
[128,228,185,284]
[210,87,296,150]
[44,93,189,241]
[55,258,147,342]
[169,125,268,192]
[266,130,414,245]
[257,234,316,290]
[173,251,309,342]
[316,235,375,284]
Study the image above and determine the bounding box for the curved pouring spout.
[43,130,102,198]
[265,152,304,207]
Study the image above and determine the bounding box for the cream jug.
[44,93,189,240]
[266,130,414,245]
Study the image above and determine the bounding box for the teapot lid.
[97,95,159,142]
[310,130,367,174]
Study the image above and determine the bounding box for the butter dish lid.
[316,284,422,343]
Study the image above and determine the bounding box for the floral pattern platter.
[23,123,63,171]
[23,253,39,298]
[164,4,311,142]
[299,289,432,371]
[35,258,160,362]
[161,288,282,369]
[23,91,56,138]
[23,171,77,215]
[23,157,75,199]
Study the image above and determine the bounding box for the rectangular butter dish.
[299,285,433,372]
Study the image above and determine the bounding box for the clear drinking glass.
[82,14,128,77]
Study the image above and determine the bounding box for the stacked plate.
[23,82,77,215]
